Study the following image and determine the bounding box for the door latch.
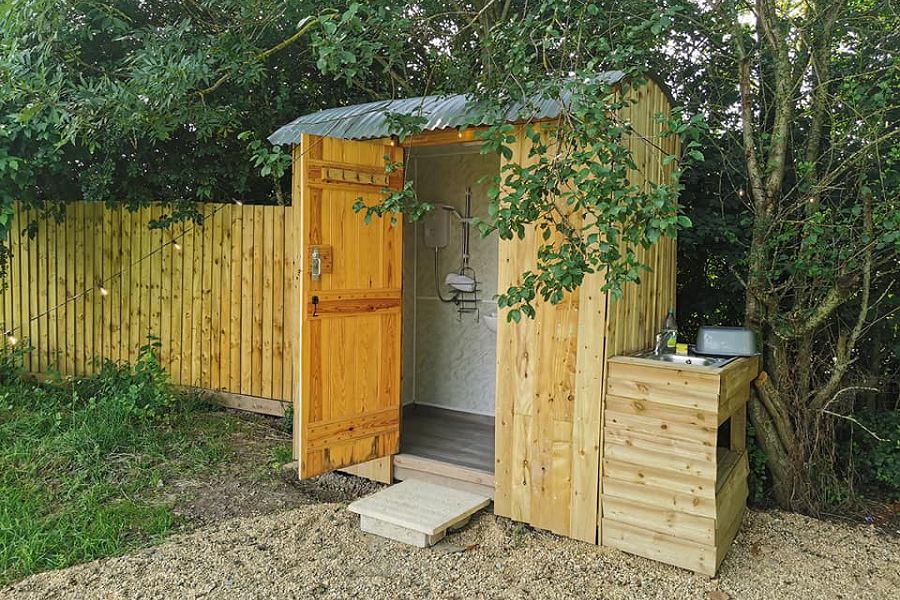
[307,245,331,280]
[310,247,321,281]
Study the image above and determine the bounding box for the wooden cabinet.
[600,355,759,576]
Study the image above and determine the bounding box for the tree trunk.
[748,393,793,506]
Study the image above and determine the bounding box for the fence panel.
[0,202,297,405]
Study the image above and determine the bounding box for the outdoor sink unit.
[601,352,760,575]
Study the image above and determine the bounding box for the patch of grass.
[270,443,293,467]
[249,443,293,483]
[0,342,231,585]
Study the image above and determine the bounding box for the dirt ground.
[3,412,899,600]
[158,412,382,529]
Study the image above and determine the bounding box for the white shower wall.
[401,146,500,416]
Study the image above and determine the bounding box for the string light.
[457,129,463,138]
[4,201,229,341]
[234,199,243,206]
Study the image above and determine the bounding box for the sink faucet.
[654,308,678,355]
[654,332,667,356]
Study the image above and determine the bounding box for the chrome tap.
[654,332,667,356]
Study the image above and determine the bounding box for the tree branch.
[758,6,793,202]
[374,55,412,95]
[821,410,888,441]
[811,186,874,410]
[754,370,797,450]
[802,0,841,211]
[748,392,794,506]
[785,279,856,339]
[734,35,767,208]
[195,16,320,98]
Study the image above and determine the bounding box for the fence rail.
[1,202,298,404]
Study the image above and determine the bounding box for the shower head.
[438,204,463,220]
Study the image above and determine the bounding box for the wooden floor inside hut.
[401,405,494,474]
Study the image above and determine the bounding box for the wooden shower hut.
[268,71,680,545]
[1,72,753,574]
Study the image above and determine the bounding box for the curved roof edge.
[268,71,646,145]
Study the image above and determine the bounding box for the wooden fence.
[0,202,298,410]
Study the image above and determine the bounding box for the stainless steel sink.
[634,351,737,368]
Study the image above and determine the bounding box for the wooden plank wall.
[494,78,678,544]
[604,79,678,359]
[601,358,721,574]
[0,202,297,405]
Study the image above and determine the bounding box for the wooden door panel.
[297,134,403,479]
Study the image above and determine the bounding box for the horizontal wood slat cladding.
[494,78,678,544]
[604,394,718,428]
[602,495,716,545]
[602,457,715,498]
[601,356,759,576]
[0,202,298,408]
[602,518,717,575]
[602,477,717,518]
[604,407,717,444]
[606,363,720,412]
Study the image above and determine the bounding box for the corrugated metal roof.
[268,71,626,145]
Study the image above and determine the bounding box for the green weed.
[0,341,229,585]
[270,443,293,467]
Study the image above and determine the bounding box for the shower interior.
[426,188,486,322]
[399,143,500,478]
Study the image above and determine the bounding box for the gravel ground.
[4,497,897,600]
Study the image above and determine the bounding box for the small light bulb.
[5,333,17,346]
[458,130,463,138]
[99,286,109,297]
[173,241,182,251]
[234,199,243,206]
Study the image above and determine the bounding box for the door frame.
[289,129,497,481]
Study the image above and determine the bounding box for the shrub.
[0,341,29,386]
[851,410,900,499]
[70,340,177,422]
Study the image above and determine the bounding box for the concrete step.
[348,479,491,548]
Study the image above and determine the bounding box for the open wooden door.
[293,134,404,479]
